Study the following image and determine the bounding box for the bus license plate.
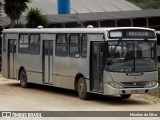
[131,90,139,93]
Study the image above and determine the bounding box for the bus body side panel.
[17,54,42,84]
[25,34,43,84]
[53,57,89,90]
[25,53,42,84]
[16,54,30,80]
[53,34,89,90]
[86,38,91,92]
[16,34,42,84]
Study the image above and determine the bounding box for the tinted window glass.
[18,34,29,53]
[55,34,68,57]
[81,34,87,58]
[29,34,40,55]
[69,34,80,57]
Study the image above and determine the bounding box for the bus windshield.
[106,40,156,72]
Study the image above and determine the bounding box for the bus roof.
[2,27,155,34]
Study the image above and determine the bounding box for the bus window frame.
[18,33,29,54]
[29,34,40,55]
[81,34,88,58]
[69,34,81,58]
[55,34,68,57]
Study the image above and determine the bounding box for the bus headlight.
[144,81,157,88]
[107,81,124,89]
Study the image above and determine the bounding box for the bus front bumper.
[103,83,159,95]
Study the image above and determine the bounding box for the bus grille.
[121,81,148,88]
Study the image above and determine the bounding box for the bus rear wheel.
[121,94,131,99]
[20,69,28,88]
[77,77,89,100]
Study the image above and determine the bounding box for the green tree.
[127,0,160,9]
[3,0,30,28]
[26,8,48,28]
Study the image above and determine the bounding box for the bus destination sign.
[109,29,155,38]
[126,31,154,38]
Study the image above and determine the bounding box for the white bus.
[1,27,158,99]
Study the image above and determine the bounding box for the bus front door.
[90,42,104,92]
[43,40,53,84]
[8,39,16,78]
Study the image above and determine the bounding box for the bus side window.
[55,34,68,57]
[69,34,80,58]
[29,34,40,55]
[18,34,29,54]
[81,34,87,58]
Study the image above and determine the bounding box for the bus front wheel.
[20,69,28,88]
[121,94,131,99]
[77,77,89,100]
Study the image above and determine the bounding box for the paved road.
[0,75,160,120]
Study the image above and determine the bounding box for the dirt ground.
[0,74,160,120]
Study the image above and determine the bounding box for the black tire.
[77,77,89,100]
[19,69,29,88]
[121,94,131,99]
